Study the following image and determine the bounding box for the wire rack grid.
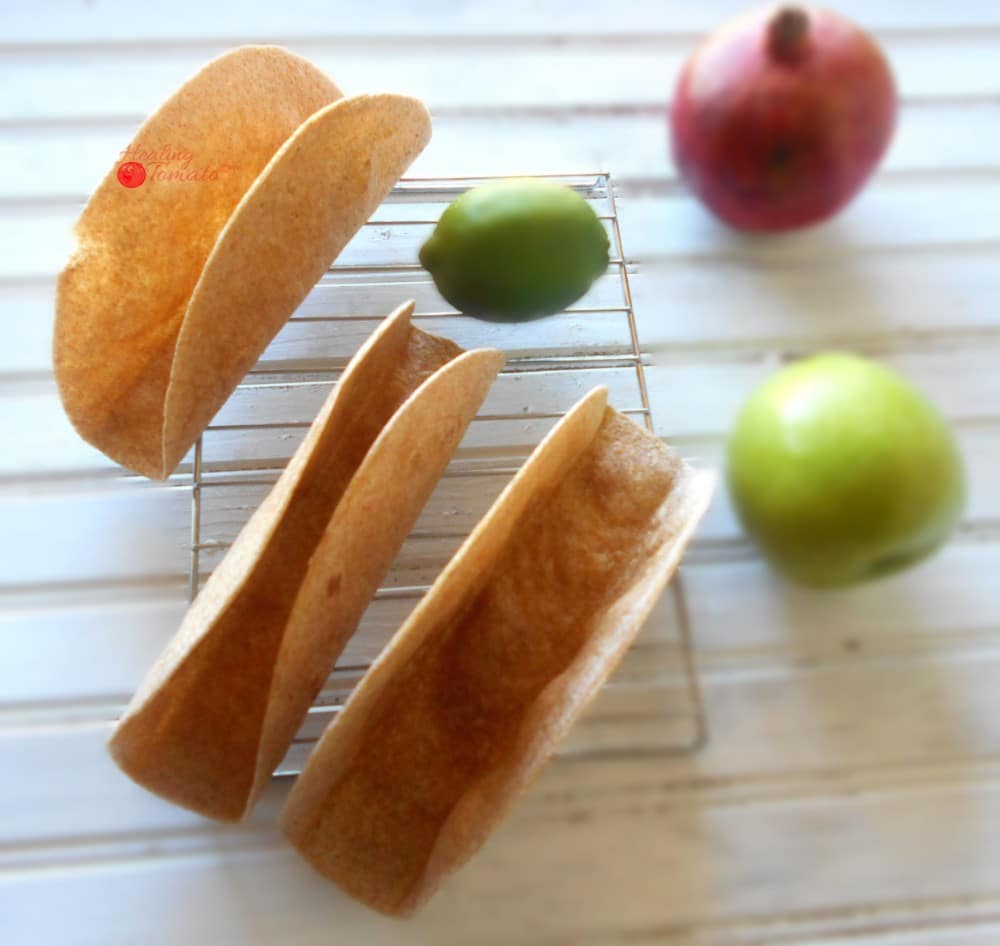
[187,172,707,774]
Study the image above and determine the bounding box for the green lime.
[727,353,965,587]
[419,179,611,321]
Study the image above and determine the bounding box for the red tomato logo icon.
[117,161,147,188]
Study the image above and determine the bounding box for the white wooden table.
[4,2,1000,943]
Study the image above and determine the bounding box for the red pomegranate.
[670,5,897,231]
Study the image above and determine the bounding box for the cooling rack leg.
[671,571,709,751]
[606,172,709,754]
[189,437,203,603]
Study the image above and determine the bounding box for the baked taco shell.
[109,302,503,821]
[281,386,714,915]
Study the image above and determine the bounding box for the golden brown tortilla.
[54,46,340,478]
[161,93,432,474]
[109,302,504,821]
[54,46,431,479]
[281,387,715,916]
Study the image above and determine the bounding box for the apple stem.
[767,7,811,64]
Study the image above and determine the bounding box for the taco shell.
[55,46,431,478]
[109,302,504,821]
[281,386,715,915]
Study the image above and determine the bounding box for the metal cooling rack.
[187,172,707,774]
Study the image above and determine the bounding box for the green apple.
[727,353,965,587]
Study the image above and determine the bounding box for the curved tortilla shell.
[248,344,506,810]
[161,93,432,475]
[54,46,342,478]
[281,388,715,915]
[109,302,503,821]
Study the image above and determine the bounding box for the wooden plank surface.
[3,1,1000,943]
[7,180,1000,280]
[5,103,1000,205]
[5,0,1000,41]
[3,34,999,127]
